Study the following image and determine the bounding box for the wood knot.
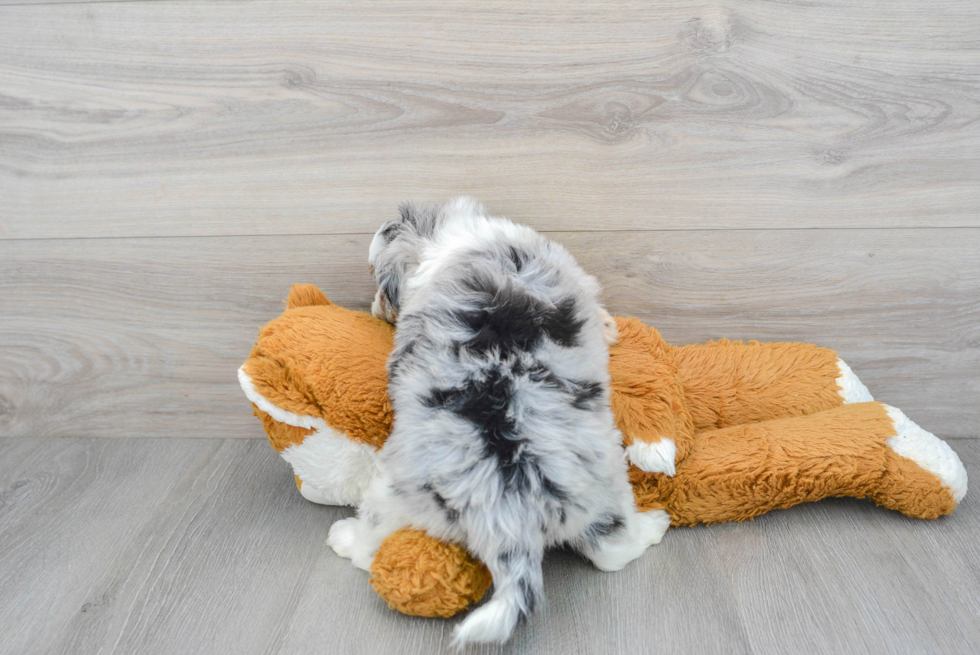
[819,149,846,165]
[601,102,638,139]
[684,10,736,54]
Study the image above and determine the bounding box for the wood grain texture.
[1,0,978,238]
[1,228,978,440]
[0,438,343,655]
[0,438,220,655]
[1,438,977,655]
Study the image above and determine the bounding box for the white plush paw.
[884,405,968,503]
[600,309,619,346]
[637,509,672,546]
[326,517,359,560]
[299,481,339,506]
[836,358,873,403]
[626,438,677,476]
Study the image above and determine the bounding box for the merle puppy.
[327,197,670,645]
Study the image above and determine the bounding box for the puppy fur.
[329,197,669,645]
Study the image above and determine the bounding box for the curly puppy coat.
[328,197,670,645]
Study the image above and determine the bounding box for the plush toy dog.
[239,284,968,618]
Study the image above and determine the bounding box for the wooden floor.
[0,438,977,655]
[1,1,979,653]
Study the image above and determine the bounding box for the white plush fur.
[625,438,677,476]
[884,405,968,503]
[836,358,874,404]
[238,366,379,506]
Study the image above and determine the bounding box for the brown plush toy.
[239,284,968,619]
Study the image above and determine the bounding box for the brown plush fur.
[672,338,844,432]
[244,286,395,449]
[241,284,959,618]
[630,402,956,525]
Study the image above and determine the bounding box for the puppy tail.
[451,547,543,647]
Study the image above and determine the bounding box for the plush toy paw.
[625,438,677,476]
[884,405,968,502]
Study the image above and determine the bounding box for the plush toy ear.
[286,284,333,309]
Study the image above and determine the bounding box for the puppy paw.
[637,509,672,546]
[600,309,619,346]
[327,517,359,560]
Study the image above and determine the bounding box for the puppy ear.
[373,265,402,323]
[370,201,435,323]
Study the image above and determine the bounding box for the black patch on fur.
[387,339,416,380]
[424,367,528,481]
[507,246,528,272]
[422,483,460,523]
[526,362,603,411]
[541,297,584,348]
[496,549,538,620]
[526,362,563,388]
[570,381,603,410]
[517,576,536,618]
[506,455,542,495]
[542,476,568,502]
[585,514,626,546]
[452,274,584,355]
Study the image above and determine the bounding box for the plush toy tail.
[286,283,333,309]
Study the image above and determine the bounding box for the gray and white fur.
[327,197,670,646]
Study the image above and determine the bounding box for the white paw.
[637,509,672,546]
[625,438,677,476]
[350,548,374,572]
[836,358,873,403]
[600,309,619,346]
[884,406,968,503]
[326,517,359,560]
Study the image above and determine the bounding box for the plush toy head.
[239,285,394,505]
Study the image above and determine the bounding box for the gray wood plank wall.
[1,1,978,439]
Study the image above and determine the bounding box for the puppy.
[328,197,670,645]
